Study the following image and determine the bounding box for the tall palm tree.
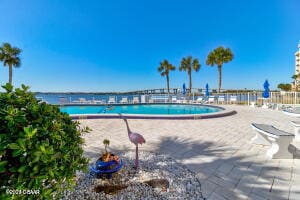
[179,56,201,95]
[206,46,233,93]
[157,59,176,95]
[0,42,22,85]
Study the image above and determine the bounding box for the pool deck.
[79,105,300,200]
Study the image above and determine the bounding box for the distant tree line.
[277,83,291,91]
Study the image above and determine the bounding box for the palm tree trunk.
[188,72,192,96]
[218,65,222,93]
[9,64,12,85]
[166,75,170,96]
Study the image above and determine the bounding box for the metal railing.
[52,91,300,106]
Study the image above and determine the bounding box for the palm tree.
[157,60,176,95]
[292,73,300,91]
[179,56,201,95]
[206,46,233,93]
[0,42,22,85]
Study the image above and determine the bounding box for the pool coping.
[66,103,237,120]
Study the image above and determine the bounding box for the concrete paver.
[79,105,300,199]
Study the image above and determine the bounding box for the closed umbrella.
[182,83,186,96]
[262,80,270,108]
[205,84,209,97]
[262,80,270,98]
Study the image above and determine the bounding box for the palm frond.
[192,58,200,71]
[0,42,22,68]
[157,59,175,77]
[206,52,216,66]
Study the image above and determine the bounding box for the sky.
[0,0,299,92]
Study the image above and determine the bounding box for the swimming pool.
[60,104,236,120]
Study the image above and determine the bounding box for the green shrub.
[277,83,292,91]
[0,84,90,199]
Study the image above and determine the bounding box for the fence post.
[294,92,296,107]
[247,92,250,106]
[296,92,298,107]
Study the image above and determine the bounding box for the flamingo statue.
[121,117,146,169]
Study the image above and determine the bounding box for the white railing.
[55,91,300,106]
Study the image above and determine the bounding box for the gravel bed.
[61,151,206,200]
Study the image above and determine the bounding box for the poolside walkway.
[80,105,300,200]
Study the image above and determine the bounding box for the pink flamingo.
[122,117,146,169]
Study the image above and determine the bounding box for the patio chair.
[217,96,225,104]
[208,96,215,104]
[79,98,91,104]
[282,107,300,117]
[171,96,177,103]
[230,96,237,104]
[133,96,139,104]
[251,123,294,159]
[108,96,116,104]
[195,96,203,104]
[250,101,256,108]
[120,97,128,104]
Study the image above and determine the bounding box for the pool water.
[60,104,222,115]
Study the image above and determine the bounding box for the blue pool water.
[60,104,222,115]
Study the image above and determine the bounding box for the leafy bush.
[0,84,90,199]
[277,83,291,91]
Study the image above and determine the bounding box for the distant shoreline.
[34,92,148,95]
[33,89,274,95]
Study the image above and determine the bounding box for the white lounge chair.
[208,96,215,104]
[108,96,116,104]
[230,96,237,104]
[217,96,225,104]
[120,97,128,104]
[182,98,188,104]
[171,96,177,103]
[282,107,300,117]
[195,97,203,104]
[251,123,294,159]
[250,101,255,108]
[78,98,91,104]
[133,96,139,104]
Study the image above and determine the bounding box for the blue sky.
[0,0,299,92]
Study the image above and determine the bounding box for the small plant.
[103,139,110,153]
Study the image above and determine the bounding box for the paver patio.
[79,105,300,200]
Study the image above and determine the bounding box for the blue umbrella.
[205,84,209,97]
[262,80,270,98]
[182,83,186,95]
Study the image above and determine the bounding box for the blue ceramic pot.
[90,154,123,179]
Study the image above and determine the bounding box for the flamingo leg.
[136,145,139,169]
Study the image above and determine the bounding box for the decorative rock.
[143,179,169,189]
[60,151,206,200]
